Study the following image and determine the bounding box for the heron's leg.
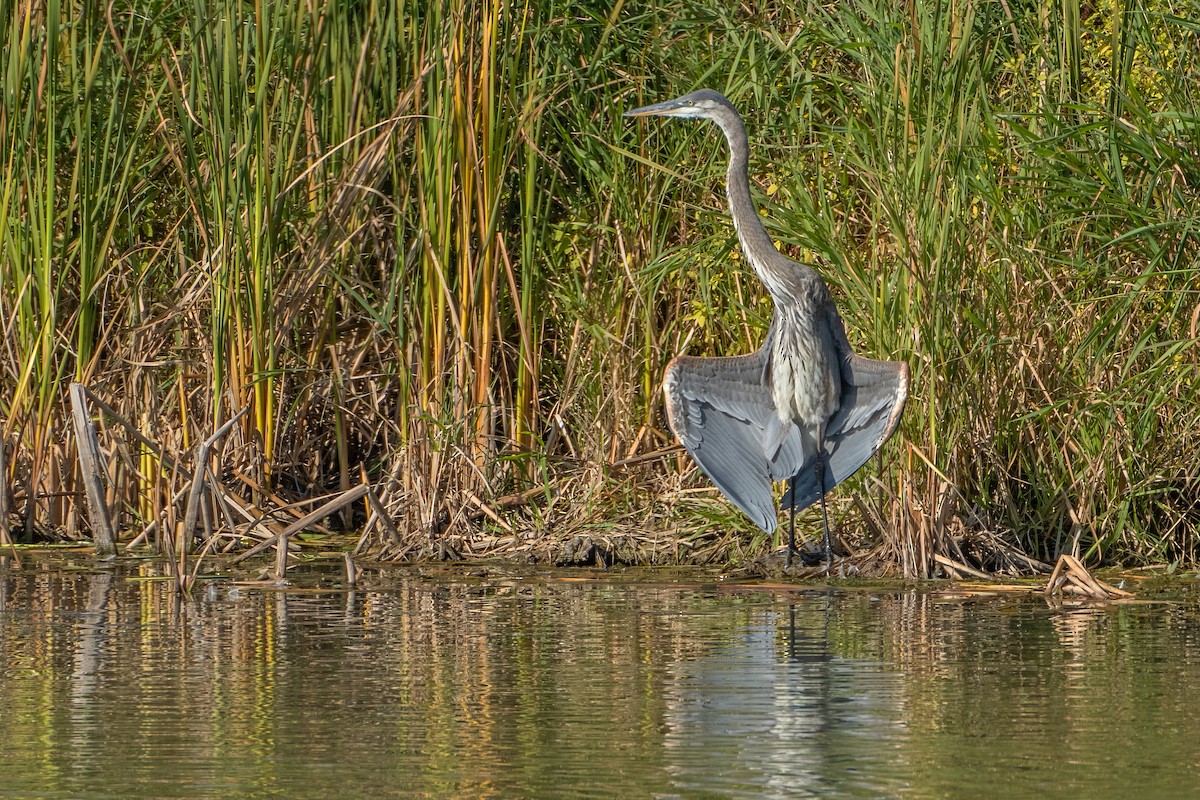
[816,455,832,567]
[785,477,797,568]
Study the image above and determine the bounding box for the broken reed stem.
[232,481,370,566]
[1045,554,1135,600]
[355,481,400,555]
[464,489,514,533]
[273,483,370,580]
[933,553,993,581]
[156,404,250,595]
[125,483,190,549]
[68,383,117,559]
[181,405,251,551]
[81,386,195,481]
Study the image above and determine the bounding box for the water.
[2,555,1199,799]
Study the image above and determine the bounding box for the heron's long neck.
[718,115,784,293]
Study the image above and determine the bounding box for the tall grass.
[0,0,1196,572]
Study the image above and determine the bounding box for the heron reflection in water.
[624,89,908,567]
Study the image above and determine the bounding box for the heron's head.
[624,89,732,121]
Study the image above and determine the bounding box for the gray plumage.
[625,89,908,563]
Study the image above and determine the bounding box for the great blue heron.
[625,89,908,566]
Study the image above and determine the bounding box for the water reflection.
[1,558,1199,798]
[663,598,909,799]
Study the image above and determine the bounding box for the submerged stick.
[68,383,117,559]
[344,553,361,587]
[274,524,290,581]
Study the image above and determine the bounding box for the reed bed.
[0,0,1196,578]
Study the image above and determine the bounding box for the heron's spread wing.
[782,352,909,512]
[664,349,811,532]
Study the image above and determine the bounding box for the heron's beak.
[623,99,685,118]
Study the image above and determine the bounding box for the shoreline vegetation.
[1,0,1197,582]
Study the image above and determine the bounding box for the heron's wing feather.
[664,349,811,532]
[782,348,909,512]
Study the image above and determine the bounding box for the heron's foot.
[784,544,836,567]
[799,548,828,568]
[758,548,811,575]
[818,550,860,579]
[757,546,847,577]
